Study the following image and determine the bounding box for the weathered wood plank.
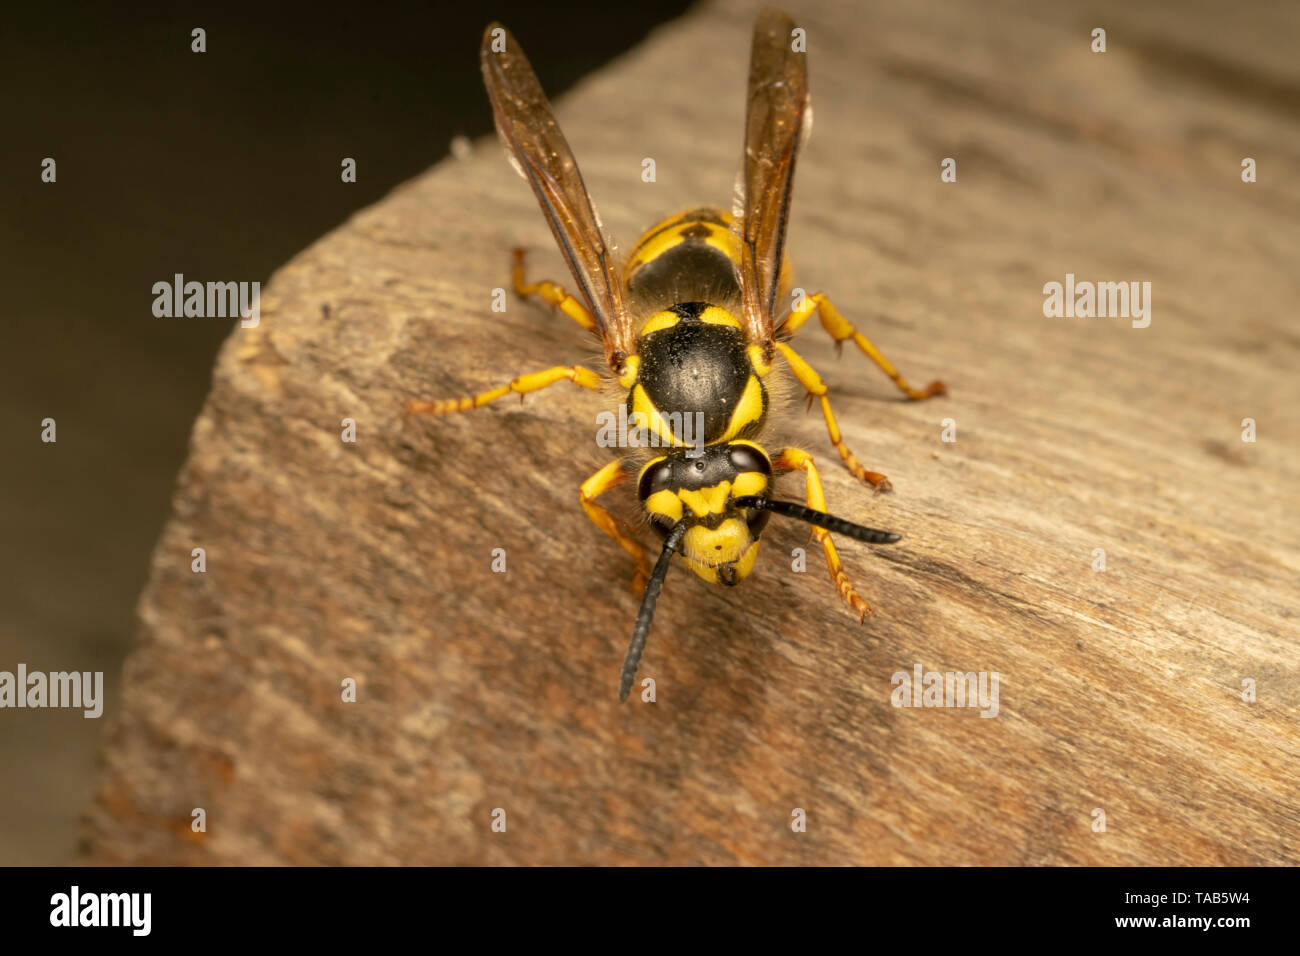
[84,0,1300,865]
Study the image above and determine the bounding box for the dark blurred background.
[0,0,693,865]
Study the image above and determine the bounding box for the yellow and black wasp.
[408,9,946,700]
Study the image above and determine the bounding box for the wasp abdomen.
[625,207,742,307]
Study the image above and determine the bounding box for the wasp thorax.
[636,441,773,586]
[630,302,769,447]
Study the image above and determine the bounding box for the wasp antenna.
[619,521,687,702]
[734,496,901,545]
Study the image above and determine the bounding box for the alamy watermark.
[596,404,706,457]
[50,886,150,936]
[891,664,999,718]
[0,663,103,718]
[1042,273,1151,328]
[152,273,260,327]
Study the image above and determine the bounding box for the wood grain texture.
[83,0,1300,865]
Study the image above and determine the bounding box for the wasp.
[408,9,946,700]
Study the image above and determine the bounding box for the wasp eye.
[637,461,674,501]
[727,443,771,476]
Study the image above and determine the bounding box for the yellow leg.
[782,292,946,400]
[513,248,599,335]
[580,460,653,595]
[774,448,873,621]
[775,342,894,492]
[405,365,601,416]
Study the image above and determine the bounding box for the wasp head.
[636,441,773,586]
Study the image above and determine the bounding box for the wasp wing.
[481,24,636,371]
[733,7,810,352]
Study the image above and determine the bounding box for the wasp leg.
[781,292,946,400]
[405,365,601,416]
[580,460,653,595]
[775,342,894,493]
[773,447,873,621]
[512,248,599,335]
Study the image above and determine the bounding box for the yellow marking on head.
[685,562,718,583]
[682,530,761,584]
[716,375,766,442]
[684,519,749,565]
[617,354,640,390]
[677,481,732,518]
[638,311,681,337]
[734,538,760,580]
[698,305,742,328]
[644,489,682,523]
[731,470,768,499]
